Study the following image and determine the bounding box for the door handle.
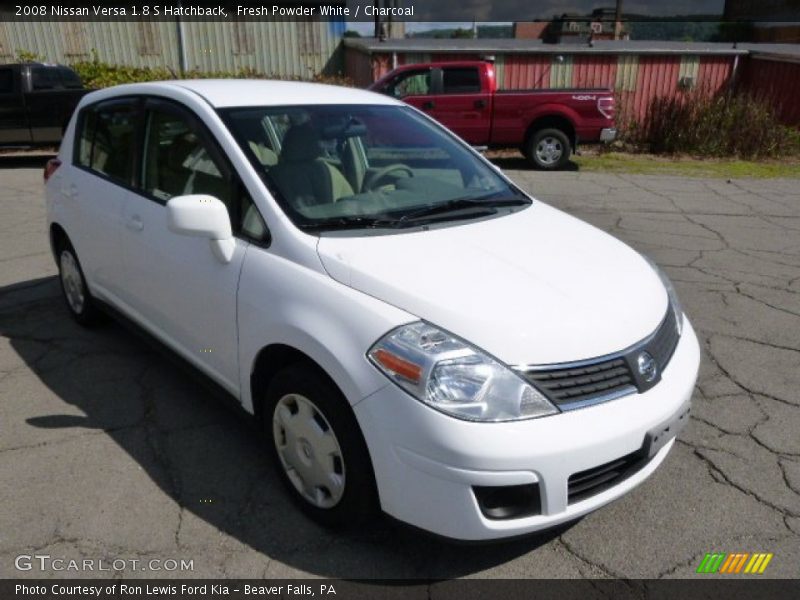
[126,215,144,232]
[61,184,77,198]
[474,99,487,109]
[422,101,435,110]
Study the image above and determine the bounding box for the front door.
[120,99,250,394]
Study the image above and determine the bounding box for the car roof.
[90,79,401,109]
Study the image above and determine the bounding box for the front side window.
[142,109,233,206]
[388,70,431,98]
[141,106,268,242]
[221,104,529,234]
[75,100,137,185]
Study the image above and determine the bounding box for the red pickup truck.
[369,61,617,170]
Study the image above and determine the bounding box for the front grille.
[523,358,635,406]
[568,450,649,504]
[650,306,680,368]
[521,305,681,411]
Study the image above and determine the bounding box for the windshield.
[219,104,529,233]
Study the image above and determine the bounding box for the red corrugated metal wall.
[740,57,800,125]
[502,55,551,89]
[348,49,774,126]
[572,55,617,88]
[371,53,393,81]
[626,56,682,122]
[697,57,734,95]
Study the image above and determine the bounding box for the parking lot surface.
[1,157,798,578]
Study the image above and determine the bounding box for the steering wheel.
[363,164,414,191]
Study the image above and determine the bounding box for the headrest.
[280,123,322,163]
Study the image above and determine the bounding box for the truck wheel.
[264,363,379,528]
[57,239,101,327]
[526,128,571,170]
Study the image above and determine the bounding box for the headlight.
[368,322,558,422]
[643,255,684,335]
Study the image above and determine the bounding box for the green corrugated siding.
[549,55,573,88]
[494,55,506,90]
[679,54,700,80]
[615,55,639,92]
[0,21,342,77]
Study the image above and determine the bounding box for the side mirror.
[166,194,235,263]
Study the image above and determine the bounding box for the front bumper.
[600,127,617,143]
[353,318,700,540]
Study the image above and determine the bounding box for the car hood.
[316,202,668,365]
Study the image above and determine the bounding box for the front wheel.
[526,128,572,170]
[264,364,378,528]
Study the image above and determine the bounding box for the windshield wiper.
[296,215,397,232]
[394,195,530,227]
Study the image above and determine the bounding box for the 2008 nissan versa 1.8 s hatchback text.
[45,80,700,541]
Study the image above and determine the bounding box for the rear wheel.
[526,128,571,170]
[264,363,378,527]
[57,240,100,326]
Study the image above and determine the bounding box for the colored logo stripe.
[744,553,773,574]
[697,552,773,574]
[697,553,726,573]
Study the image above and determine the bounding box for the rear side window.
[31,67,58,90]
[75,100,138,185]
[0,69,13,93]
[442,68,481,94]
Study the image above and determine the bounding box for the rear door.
[66,98,139,300]
[0,67,32,144]
[120,98,265,393]
[429,66,491,145]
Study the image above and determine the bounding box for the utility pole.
[175,0,187,75]
[614,0,624,40]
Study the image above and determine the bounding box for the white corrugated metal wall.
[0,20,343,77]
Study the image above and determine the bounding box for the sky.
[343,0,727,25]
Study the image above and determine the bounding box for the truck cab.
[0,63,88,147]
[371,61,617,170]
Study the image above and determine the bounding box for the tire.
[264,363,378,528]
[526,128,572,170]
[56,239,101,327]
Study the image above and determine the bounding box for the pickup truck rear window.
[442,68,481,94]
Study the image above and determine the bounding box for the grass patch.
[574,152,800,179]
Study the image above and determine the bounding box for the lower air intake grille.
[567,450,648,504]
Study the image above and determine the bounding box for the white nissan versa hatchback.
[45,80,700,541]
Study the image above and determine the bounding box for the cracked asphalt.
[1,155,798,579]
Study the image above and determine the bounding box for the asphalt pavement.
[1,155,798,579]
